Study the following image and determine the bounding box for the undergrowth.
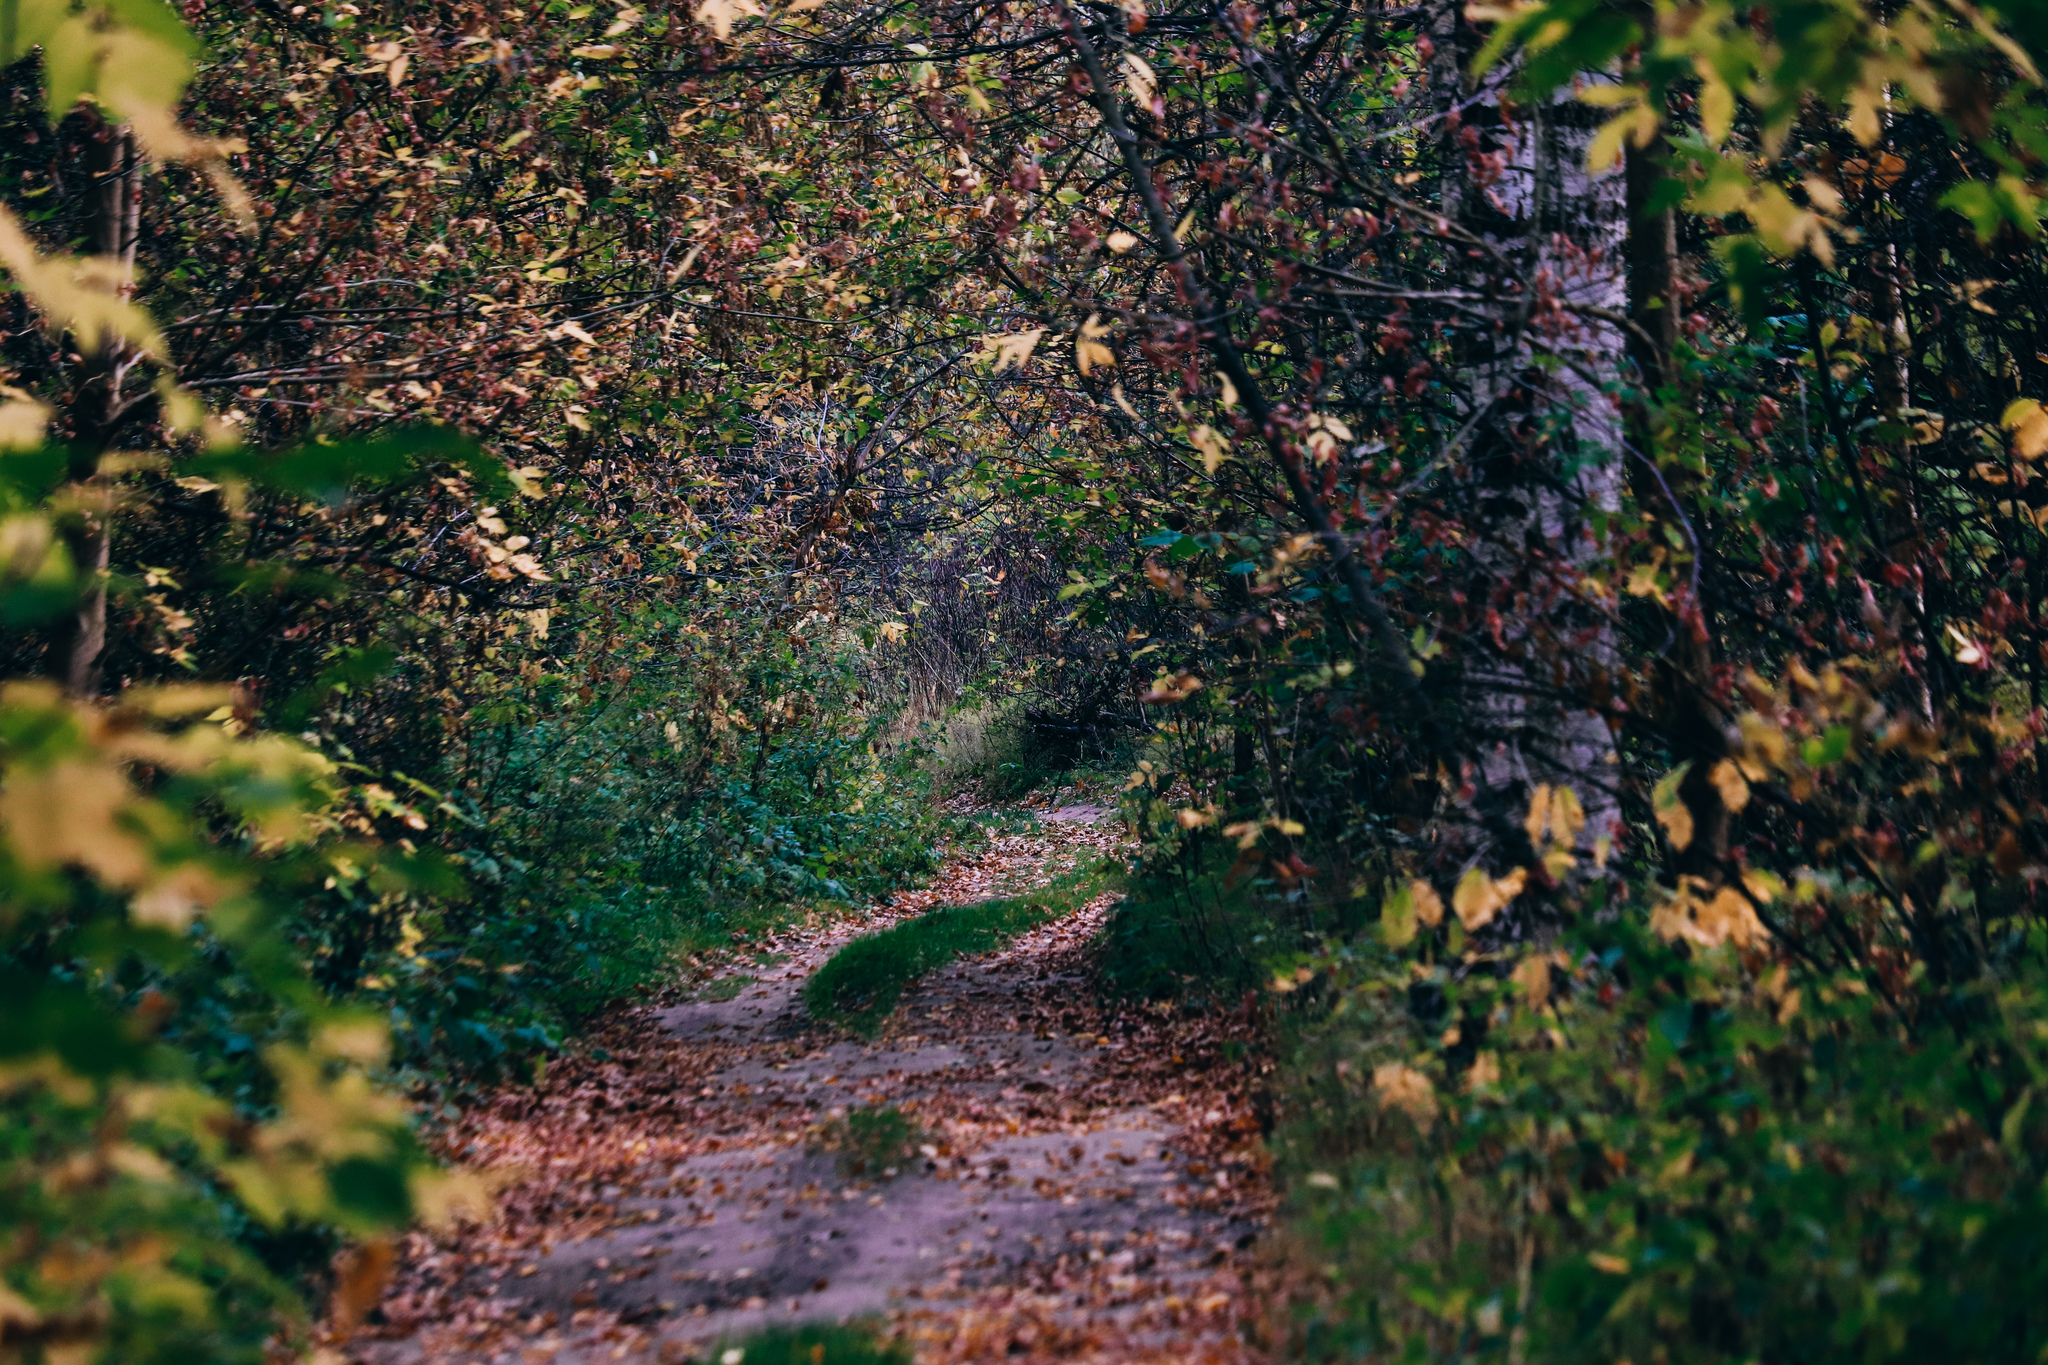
[1098,832,1284,1003]
[338,617,948,1087]
[804,865,1111,1032]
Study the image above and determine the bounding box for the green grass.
[960,805,1040,837]
[693,974,754,1002]
[803,865,1112,1032]
[806,1104,925,1177]
[705,1322,907,1365]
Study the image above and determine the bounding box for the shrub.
[1273,904,2048,1364]
[1098,830,1284,1003]
[317,609,947,1083]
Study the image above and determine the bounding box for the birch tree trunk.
[1430,3,1626,869]
[58,119,143,696]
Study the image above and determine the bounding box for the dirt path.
[353,804,1274,1365]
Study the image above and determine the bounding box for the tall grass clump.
[805,866,1110,1031]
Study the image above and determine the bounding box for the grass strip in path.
[709,1322,907,1364]
[804,865,1110,1033]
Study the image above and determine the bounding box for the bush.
[1273,902,2048,1365]
[0,685,472,1365]
[310,608,947,1083]
[937,702,1071,799]
[1098,831,1286,1003]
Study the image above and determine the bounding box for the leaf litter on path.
[347,802,1276,1365]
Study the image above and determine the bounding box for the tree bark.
[57,119,143,696]
[1432,1,1627,868]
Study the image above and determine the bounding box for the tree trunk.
[1623,137,1738,873]
[57,119,143,696]
[1432,3,1627,869]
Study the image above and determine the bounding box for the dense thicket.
[6,0,2048,1357]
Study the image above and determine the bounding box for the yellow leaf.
[1379,883,1417,946]
[1549,785,1585,847]
[0,204,169,361]
[1076,313,1115,375]
[1652,763,1695,851]
[1452,866,1526,931]
[1223,820,1262,850]
[983,327,1044,374]
[1699,72,1735,145]
[1304,412,1352,464]
[1523,782,1553,847]
[1372,1062,1437,1127]
[1411,879,1444,928]
[1586,102,1656,174]
[1846,84,1882,145]
[1588,1253,1630,1275]
[1649,881,1769,949]
[694,0,765,40]
[1740,866,1785,903]
[1121,53,1157,104]
[2003,398,2048,460]
[1189,424,1230,475]
[0,396,50,450]
[1709,759,1750,813]
[1574,81,1643,107]
[1511,954,1551,1007]
[1624,548,1669,602]
[1800,175,1843,216]
[0,755,150,888]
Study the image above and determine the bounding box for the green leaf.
[1379,883,1418,947]
[0,0,73,64]
[195,427,507,503]
[327,1154,414,1228]
[1940,176,2044,243]
[1714,235,1783,331]
[1800,724,1852,767]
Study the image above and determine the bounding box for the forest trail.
[353,802,1276,1365]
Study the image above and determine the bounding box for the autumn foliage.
[7,0,2048,1355]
